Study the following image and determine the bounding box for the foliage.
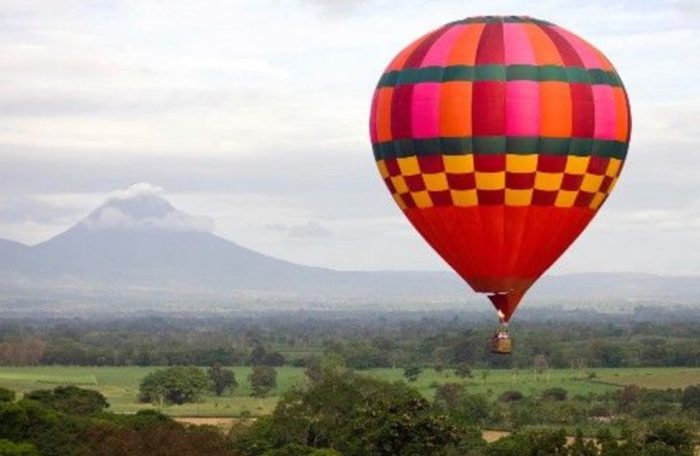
[139,367,209,405]
[403,365,422,383]
[0,440,39,456]
[233,371,463,456]
[680,384,700,414]
[24,386,108,415]
[304,355,347,384]
[453,363,472,379]
[208,363,238,396]
[541,387,568,401]
[0,389,15,403]
[249,366,277,398]
[499,390,524,402]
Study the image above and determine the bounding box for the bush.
[499,390,524,402]
[541,387,568,401]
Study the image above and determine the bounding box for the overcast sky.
[0,0,698,274]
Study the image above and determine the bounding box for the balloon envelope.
[369,16,631,321]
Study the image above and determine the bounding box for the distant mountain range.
[0,185,698,315]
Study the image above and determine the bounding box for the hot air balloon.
[369,16,631,354]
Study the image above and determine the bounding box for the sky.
[0,0,698,274]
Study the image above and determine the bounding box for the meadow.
[1,365,698,417]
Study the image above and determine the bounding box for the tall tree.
[249,366,277,398]
[207,363,237,396]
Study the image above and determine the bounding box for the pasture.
[0,366,698,417]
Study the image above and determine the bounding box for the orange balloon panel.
[369,16,631,321]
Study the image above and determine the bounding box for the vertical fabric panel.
[390,85,414,139]
[539,82,572,137]
[613,88,630,142]
[592,85,616,140]
[506,81,540,136]
[439,82,472,137]
[503,23,535,65]
[522,23,563,65]
[375,88,394,142]
[447,23,486,66]
[474,21,505,65]
[421,24,465,67]
[411,83,441,138]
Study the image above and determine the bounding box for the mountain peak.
[79,183,213,233]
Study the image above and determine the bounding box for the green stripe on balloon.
[377,64,622,88]
[372,136,629,160]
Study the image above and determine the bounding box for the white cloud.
[83,206,214,233]
[109,183,164,200]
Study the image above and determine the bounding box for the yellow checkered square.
[581,173,604,193]
[390,176,409,194]
[443,155,474,174]
[475,171,505,190]
[565,156,589,175]
[392,193,407,210]
[606,158,622,177]
[506,154,538,173]
[423,173,449,192]
[376,160,389,179]
[451,189,478,207]
[505,189,533,206]
[411,191,432,208]
[555,190,577,207]
[397,156,420,176]
[590,192,606,210]
[534,172,563,191]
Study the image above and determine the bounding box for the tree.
[139,367,209,405]
[454,363,472,380]
[243,372,460,456]
[681,384,700,414]
[207,363,237,396]
[403,366,422,383]
[249,366,277,398]
[24,386,108,415]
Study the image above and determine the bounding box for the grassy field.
[0,366,698,417]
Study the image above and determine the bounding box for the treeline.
[0,311,699,369]
[0,368,698,456]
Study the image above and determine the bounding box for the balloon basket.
[491,320,512,354]
[491,333,512,354]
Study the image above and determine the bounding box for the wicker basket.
[491,335,512,354]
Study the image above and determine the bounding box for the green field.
[0,366,698,417]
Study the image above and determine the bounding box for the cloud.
[83,206,214,233]
[109,182,164,200]
[268,220,332,239]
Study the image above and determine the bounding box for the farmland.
[1,365,698,417]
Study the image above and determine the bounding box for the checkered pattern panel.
[377,154,623,210]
